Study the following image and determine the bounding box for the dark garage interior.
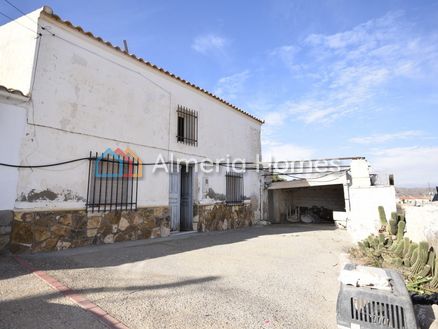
[268,183,346,224]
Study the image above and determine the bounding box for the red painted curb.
[13,255,129,329]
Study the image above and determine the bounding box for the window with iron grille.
[177,105,198,146]
[86,151,139,212]
[226,172,244,204]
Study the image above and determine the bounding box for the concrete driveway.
[0,224,351,329]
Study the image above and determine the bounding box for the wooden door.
[169,164,181,231]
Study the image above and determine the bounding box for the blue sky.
[1,0,438,186]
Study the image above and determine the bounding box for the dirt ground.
[0,224,352,329]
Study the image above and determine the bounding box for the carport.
[267,174,349,224]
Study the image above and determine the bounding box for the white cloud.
[214,70,250,100]
[370,146,438,186]
[192,34,228,54]
[262,141,314,162]
[266,11,438,125]
[269,45,301,72]
[350,131,424,144]
[264,111,287,126]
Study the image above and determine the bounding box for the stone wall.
[8,207,170,253]
[0,210,12,253]
[195,202,254,232]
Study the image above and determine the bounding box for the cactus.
[387,219,397,236]
[386,237,393,247]
[363,239,370,248]
[368,235,379,249]
[378,206,387,226]
[411,242,429,275]
[411,248,419,265]
[386,212,398,235]
[403,243,418,267]
[373,249,382,257]
[402,237,411,257]
[427,250,435,275]
[390,237,400,251]
[419,265,431,277]
[396,220,405,241]
[391,258,403,267]
[430,259,438,289]
[394,239,405,258]
[358,241,369,255]
[378,233,385,247]
[398,214,405,223]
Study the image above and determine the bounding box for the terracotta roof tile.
[0,85,28,97]
[40,7,264,124]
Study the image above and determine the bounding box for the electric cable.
[0,9,37,33]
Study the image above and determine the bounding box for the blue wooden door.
[180,165,193,231]
[169,164,181,231]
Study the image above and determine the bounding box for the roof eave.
[0,85,29,101]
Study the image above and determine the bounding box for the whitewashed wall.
[1,10,262,214]
[0,98,28,210]
[347,186,397,241]
[0,9,40,94]
[405,204,438,252]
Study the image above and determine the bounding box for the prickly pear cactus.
[411,242,429,275]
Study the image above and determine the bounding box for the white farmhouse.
[0,7,263,252]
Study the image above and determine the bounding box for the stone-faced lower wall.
[195,203,254,232]
[9,207,170,253]
[0,210,12,253]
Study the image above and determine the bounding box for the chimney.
[123,40,129,53]
[389,174,394,186]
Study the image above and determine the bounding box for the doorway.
[169,164,193,231]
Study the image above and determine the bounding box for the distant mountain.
[396,187,436,198]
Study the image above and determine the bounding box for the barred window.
[226,172,244,204]
[177,105,198,146]
[86,151,139,212]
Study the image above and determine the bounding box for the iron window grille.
[177,105,198,146]
[86,151,139,213]
[226,172,244,204]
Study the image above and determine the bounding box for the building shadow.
[0,275,220,329]
[0,223,338,281]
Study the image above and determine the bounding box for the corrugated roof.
[39,6,264,124]
[0,85,28,98]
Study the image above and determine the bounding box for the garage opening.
[268,184,346,224]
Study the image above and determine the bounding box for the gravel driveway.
[0,224,352,329]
